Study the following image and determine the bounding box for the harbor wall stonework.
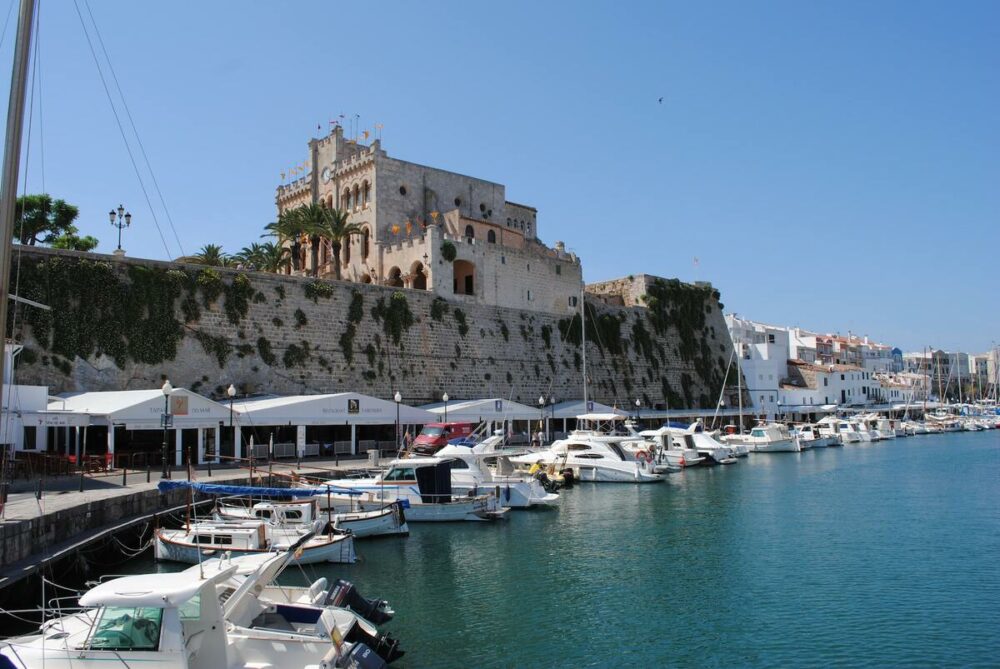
[7,248,737,409]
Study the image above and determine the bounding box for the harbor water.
[146,430,999,667]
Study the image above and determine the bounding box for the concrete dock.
[0,457,376,591]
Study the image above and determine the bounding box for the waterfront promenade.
[0,456,373,591]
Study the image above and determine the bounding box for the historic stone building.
[275,126,583,315]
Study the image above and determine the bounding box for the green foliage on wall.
[540,324,552,349]
[304,281,335,303]
[294,308,308,328]
[347,290,364,324]
[223,273,255,325]
[197,268,224,308]
[498,320,509,342]
[256,336,276,366]
[194,330,231,368]
[440,240,457,262]
[453,309,469,337]
[283,340,311,368]
[430,297,449,322]
[370,291,414,345]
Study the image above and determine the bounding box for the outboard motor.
[345,627,404,665]
[560,468,575,487]
[333,643,389,669]
[328,579,394,624]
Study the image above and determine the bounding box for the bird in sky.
[658,97,664,103]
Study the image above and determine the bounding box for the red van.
[412,422,474,455]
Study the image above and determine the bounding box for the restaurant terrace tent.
[52,388,231,466]
[232,392,436,458]
[546,400,628,437]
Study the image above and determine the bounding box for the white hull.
[316,490,505,522]
[452,481,559,508]
[570,463,664,483]
[333,506,409,537]
[752,438,801,453]
[154,530,357,565]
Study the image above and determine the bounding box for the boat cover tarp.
[157,480,360,497]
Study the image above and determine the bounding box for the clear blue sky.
[3,1,997,353]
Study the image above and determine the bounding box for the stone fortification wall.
[8,248,737,409]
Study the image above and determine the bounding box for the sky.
[2,0,997,353]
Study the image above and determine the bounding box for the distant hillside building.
[275,126,583,314]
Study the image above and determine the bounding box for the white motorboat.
[661,422,737,464]
[791,423,838,448]
[0,541,389,669]
[215,498,409,538]
[509,436,666,483]
[305,456,509,521]
[155,520,357,565]
[622,426,704,468]
[433,443,560,508]
[724,422,800,453]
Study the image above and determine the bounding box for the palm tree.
[234,242,267,269]
[263,209,309,273]
[255,241,292,273]
[307,206,362,280]
[181,243,232,267]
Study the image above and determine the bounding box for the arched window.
[506,218,511,227]
[343,188,351,211]
[362,228,370,260]
[487,230,496,244]
[387,267,403,288]
[342,235,351,264]
[453,260,475,295]
[411,261,427,290]
[353,185,361,211]
[464,225,474,240]
[362,181,370,208]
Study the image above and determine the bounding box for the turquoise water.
[135,431,999,667]
[323,431,999,668]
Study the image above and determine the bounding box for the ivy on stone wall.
[370,291,413,346]
[453,309,469,338]
[294,308,308,328]
[257,336,276,366]
[430,297,449,322]
[197,268,224,308]
[304,281,334,303]
[339,290,365,365]
[283,340,311,368]
[440,241,457,262]
[194,330,231,368]
[224,273,255,325]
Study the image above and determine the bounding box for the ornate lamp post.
[442,392,449,422]
[227,384,236,461]
[394,391,402,450]
[160,380,173,479]
[634,398,641,422]
[108,204,132,253]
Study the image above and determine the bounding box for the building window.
[455,197,462,207]
[22,426,36,450]
[362,228,370,260]
[399,185,407,196]
[501,256,506,264]
[555,265,561,275]
[527,289,532,301]
[823,378,828,386]
[343,188,351,210]
[569,296,578,307]
[487,230,496,243]
[526,223,532,235]
[362,181,370,208]
[353,185,360,211]
[479,203,486,213]
[768,334,775,343]
[464,225,474,240]
[841,374,845,381]
[506,218,511,227]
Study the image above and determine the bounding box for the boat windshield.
[88,606,162,651]
[750,429,765,437]
[607,443,627,461]
[383,467,416,481]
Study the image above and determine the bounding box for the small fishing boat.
[215,498,409,538]
[724,422,801,452]
[791,423,838,448]
[155,520,357,565]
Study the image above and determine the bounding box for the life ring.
[635,450,650,463]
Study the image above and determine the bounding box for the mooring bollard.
[122,462,127,487]
[146,464,151,483]
[79,469,85,493]
[207,458,212,477]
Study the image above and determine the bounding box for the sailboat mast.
[0,0,37,412]
[736,335,744,434]
[580,287,587,408]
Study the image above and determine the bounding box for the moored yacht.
[509,436,666,483]
[723,422,801,453]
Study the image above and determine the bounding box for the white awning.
[420,398,541,422]
[52,388,231,430]
[233,392,435,426]
[550,400,627,419]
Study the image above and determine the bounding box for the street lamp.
[227,384,236,463]
[394,391,402,451]
[160,380,173,479]
[442,392,449,422]
[109,204,132,252]
[635,398,641,422]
